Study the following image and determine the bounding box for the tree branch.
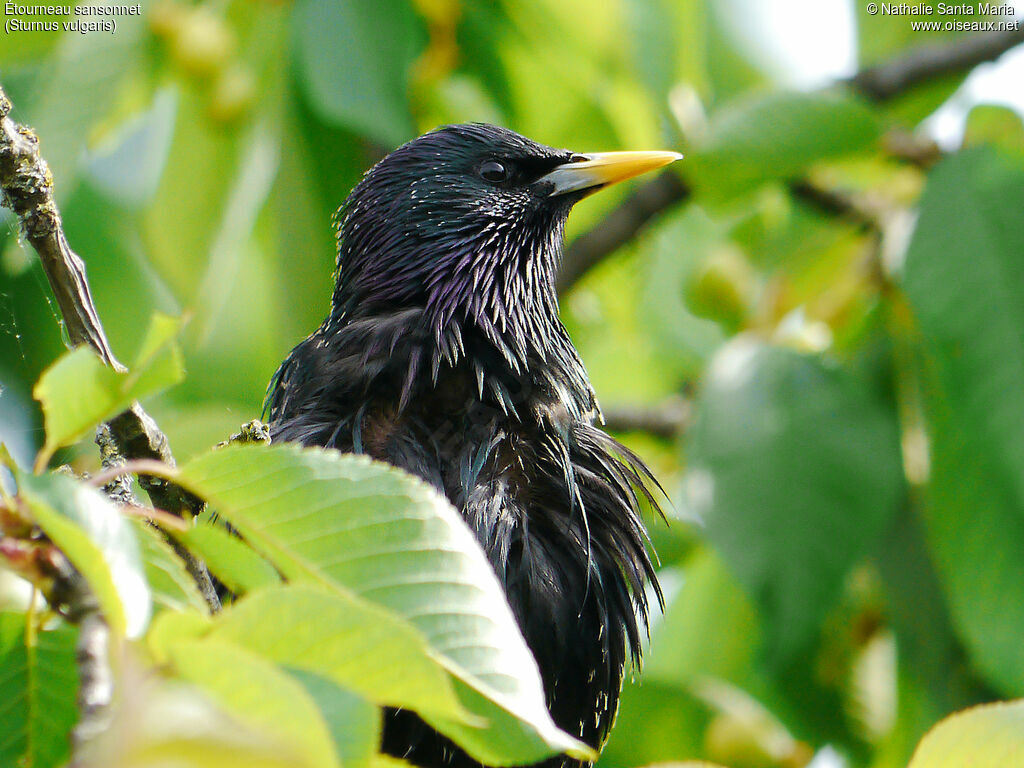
[0,84,219,612]
[556,26,1024,294]
[602,396,692,440]
[65,580,114,752]
[851,24,1024,103]
[0,90,120,368]
[788,179,878,229]
[0,86,191,501]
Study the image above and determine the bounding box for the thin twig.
[120,504,190,532]
[87,458,177,491]
[0,86,181,488]
[882,129,944,168]
[70,606,113,751]
[94,422,219,613]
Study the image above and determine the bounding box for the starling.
[267,124,679,768]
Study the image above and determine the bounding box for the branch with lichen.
[0,84,217,609]
[1,81,225,754]
[0,87,207,524]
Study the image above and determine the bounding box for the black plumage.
[267,124,676,768]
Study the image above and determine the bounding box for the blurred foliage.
[2,0,1024,767]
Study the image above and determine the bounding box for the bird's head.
[331,123,680,366]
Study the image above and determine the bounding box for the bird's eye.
[479,160,509,184]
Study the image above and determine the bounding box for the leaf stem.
[87,459,179,491]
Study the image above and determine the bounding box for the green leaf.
[177,444,591,764]
[903,150,1024,694]
[165,640,347,768]
[704,2,769,101]
[33,312,185,469]
[285,668,381,768]
[919,422,1024,696]
[176,522,281,596]
[601,550,753,768]
[638,207,727,376]
[147,610,212,664]
[131,519,210,615]
[75,673,318,768]
[874,508,986,762]
[904,150,1024,504]
[598,679,707,768]
[686,338,902,661]
[688,91,880,199]
[0,614,79,768]
[623,0,679,103]
[908,700,1024,767]
[199,583,469,725]
[913,377,1024,697]
[962,105,1024,163]
[853,5,979,125]
[142,84,241,303]
[644,549,760,688]
[292,0,424,146]
[17,471,151,638]
[193,125,281,344]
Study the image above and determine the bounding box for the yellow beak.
[539,150,683,197]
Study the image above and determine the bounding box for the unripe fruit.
[208,65,256,123]
[683,245,755,333]
[704,713,776,768]
[170,7,234,78]
[148,0,186,39]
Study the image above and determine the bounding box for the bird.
[266,123,680,768]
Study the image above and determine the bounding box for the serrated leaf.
[175,522,281,596]
[131,519,209,615]
[199,583,469,726]
[33,312,185,470]
[177,444,592,764]
[686,338,902,661]
[0,614,79,768]
[908,700,1024,767]
[17,471,151,638]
